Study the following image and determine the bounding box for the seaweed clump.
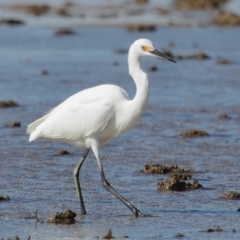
[11,4,50,16]
[174,0,228,10]
[0,194,10,201]
[221,191,240,199]
[140,164,188,174]
[157,175,202,191]
[180,129,209,137]
[203,226,223,232]
[213,12,240,26]
[0,100,18,108]
[162,50,210,60]
[126,24,156,32]
[48,210,76,224]
[103,229,116,239]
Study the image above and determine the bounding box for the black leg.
[91,142,145,217]
[73,148,90,215]
[99,164,145,217]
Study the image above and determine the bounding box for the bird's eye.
[141,45,146,51]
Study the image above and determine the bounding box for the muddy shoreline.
[1,0,240,28]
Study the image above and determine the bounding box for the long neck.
[128,53,150,116]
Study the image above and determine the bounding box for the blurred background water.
[0,0,240,239]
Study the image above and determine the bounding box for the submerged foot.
[133,208,149,217]
[80,210,87,215]
[133,208,154,217]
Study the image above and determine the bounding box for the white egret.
[27,39,176,217]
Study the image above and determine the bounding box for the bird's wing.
[32,94,114,141]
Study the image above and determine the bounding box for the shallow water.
[0,26,240,239]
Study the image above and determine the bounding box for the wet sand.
[1,2,240,239]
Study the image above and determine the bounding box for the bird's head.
[130,38,176,63]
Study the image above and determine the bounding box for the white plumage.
[28,84,134,146]
[27,38,176,217]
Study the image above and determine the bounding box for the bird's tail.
[27,114,49,142]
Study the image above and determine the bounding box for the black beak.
[150,49,176,63]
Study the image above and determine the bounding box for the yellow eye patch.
[141,45,153,52]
